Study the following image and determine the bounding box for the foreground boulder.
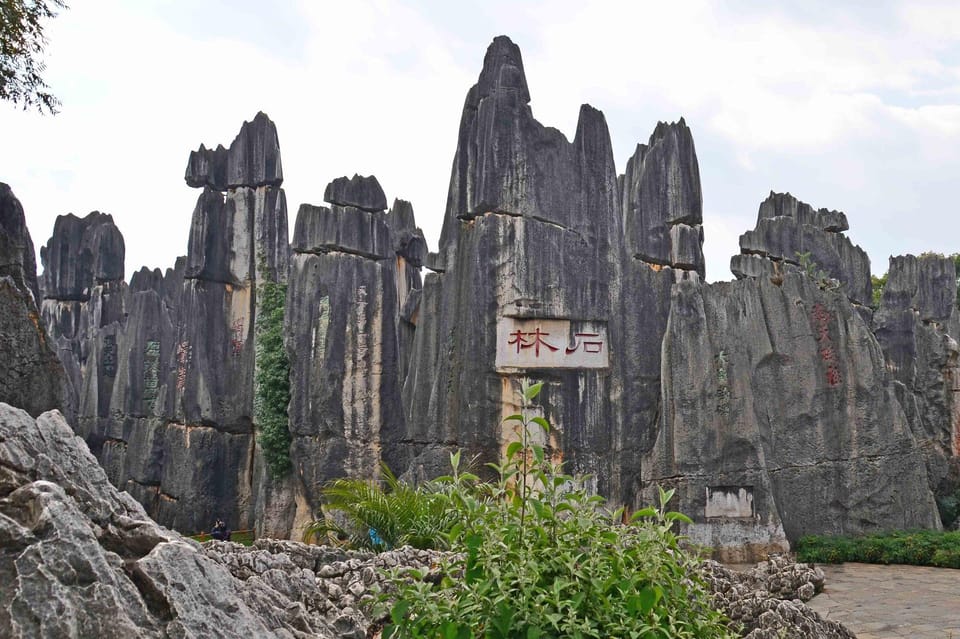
[0,403,343,637]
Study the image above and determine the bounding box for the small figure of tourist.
[211,518,231,541]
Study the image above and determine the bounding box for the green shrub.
[255,279,292,478]
[381,381,733,639]
[797,529,960,567]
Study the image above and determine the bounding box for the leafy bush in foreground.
[381,381,733,639]
[796,529,960,568]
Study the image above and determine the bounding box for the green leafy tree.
[871,272,887,309]
[1,0,67,113]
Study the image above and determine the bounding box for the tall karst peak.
[476,35,530,104]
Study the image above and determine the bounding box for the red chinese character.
[826,365,842,387]
[507,327,557,358]
[566,332,603,354]
[508,329,531,354]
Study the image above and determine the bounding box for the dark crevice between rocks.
[292,246,387,262]
[124,561,175,623]
[183,275,242,287]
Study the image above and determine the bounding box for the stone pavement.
[808,563,960,638]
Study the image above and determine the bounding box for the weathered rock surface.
[403,35,620,489]
[324,174,388,213]
[0,403,350,638]
[25,36,954,555]
[185,111,283,191]
[733,192,871,306]
[873,254,960,494]
[0,185,65,417]
[286,177,412,529]
[644,272,940,559]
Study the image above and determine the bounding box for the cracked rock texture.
[285,177,417,534]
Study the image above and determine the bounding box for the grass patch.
[796,529,960,568]
[190,529,256,546]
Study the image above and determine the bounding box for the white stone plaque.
[495,318,608,370]
[705,486,755,519]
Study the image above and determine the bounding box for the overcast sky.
[3,0,960,283]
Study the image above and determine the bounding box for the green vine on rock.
[255,279,292,479]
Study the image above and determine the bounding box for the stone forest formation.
[3,35,959,562]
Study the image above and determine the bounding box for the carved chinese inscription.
[102,334,118,377]
[230,318,244,356]
[811,303,842,387]
[175,341,192,392]
[142,340,160,412]
[715,350,730,414]
[496,318,608,370]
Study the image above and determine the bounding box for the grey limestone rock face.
[324,174,389,212]
[873,254,960,493]
[643,272,940,558]
[184,111,283,191]
[400,35,704,509]
[733,192,871,306]
[286,208,404,524]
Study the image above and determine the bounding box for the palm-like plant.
[305,460,472,550]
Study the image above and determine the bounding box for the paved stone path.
[808,563,960,638]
